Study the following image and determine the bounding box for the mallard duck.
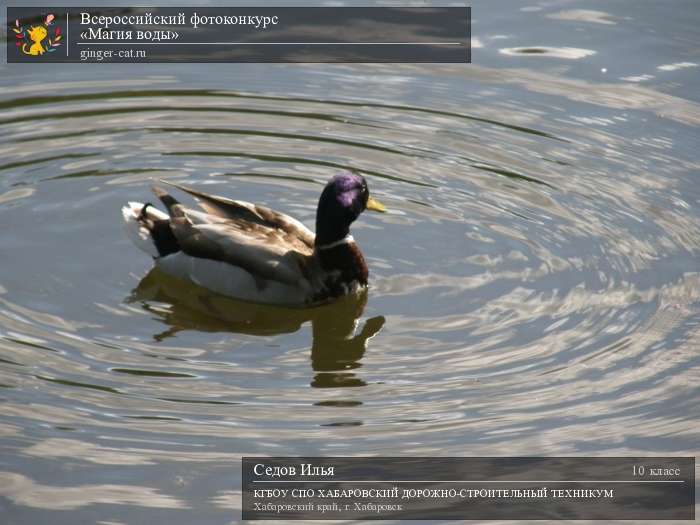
[121,173,386,307]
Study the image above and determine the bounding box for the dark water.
[1,1,699,523]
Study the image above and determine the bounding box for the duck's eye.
[361,186,370,207]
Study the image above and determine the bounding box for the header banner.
[7,7,471,63]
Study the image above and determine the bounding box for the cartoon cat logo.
[23,25,49,55]
[12,14,62,56]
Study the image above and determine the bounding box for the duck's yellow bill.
[367,196,387,213]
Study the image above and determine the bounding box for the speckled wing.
[166,204,313,287]
[159,180,316,250]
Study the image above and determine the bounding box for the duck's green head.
[315,172,385,246]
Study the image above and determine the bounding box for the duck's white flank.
[156,251,312,306]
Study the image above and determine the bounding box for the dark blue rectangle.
[7,7,471,63]
[242,457,695,520]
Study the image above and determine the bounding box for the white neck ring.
[316,234,355,251]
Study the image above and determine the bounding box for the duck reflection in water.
[129,268,385,388]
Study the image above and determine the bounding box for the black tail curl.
[137,201,180,258]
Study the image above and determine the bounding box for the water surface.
[1,1,699,523]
